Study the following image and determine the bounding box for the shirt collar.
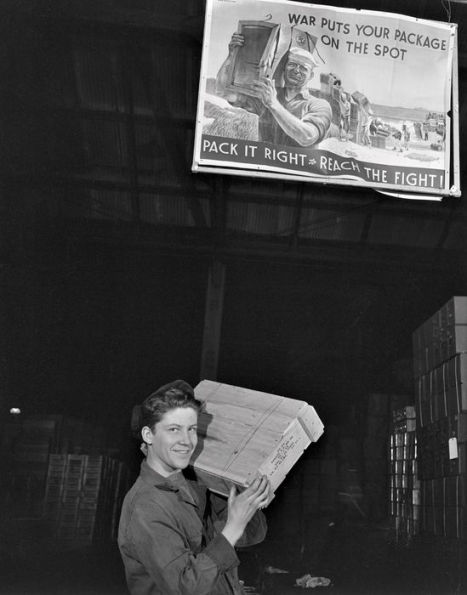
[140,459,177,491]
[279,86,310,102]
[139,459,199,506]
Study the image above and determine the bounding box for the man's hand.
[228,33,244,54]
[251,77,277,108]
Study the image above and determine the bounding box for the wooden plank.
[192,380,324,498]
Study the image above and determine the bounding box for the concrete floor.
[240,518,467,595]
[1,518,466,595]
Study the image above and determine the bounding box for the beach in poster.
[192,0,458,196]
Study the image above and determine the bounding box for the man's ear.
[141,425,154,445]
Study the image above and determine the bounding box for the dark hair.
[131,380,202,437]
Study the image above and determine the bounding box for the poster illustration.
[192,0,458,197]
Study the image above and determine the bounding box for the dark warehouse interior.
[1,0,467,593]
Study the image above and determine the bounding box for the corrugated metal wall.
[1,0,466,257]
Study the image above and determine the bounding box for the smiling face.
[143,407,198,476]
[284,58,314,89]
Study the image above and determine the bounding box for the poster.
[192,0,459,197]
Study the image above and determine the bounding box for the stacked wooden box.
[389,406,420,542]
[370,135,386,149]
[413,296,467,540]
[0,414,130,549]
[0,414,108,519]
[43,454,130,548]
[192,380,324,498]
[363,393,390,521]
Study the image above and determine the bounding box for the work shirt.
[231,87,332,147]
[118,460,267,595]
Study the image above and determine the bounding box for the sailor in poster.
[193,0,456,195]
[215,31,335,148]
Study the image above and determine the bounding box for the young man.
[216,33,332,148]
[118,380,271,595]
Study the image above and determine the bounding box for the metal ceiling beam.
[51,217,467,274]
[0,0,204,41]
[0,0,453,23]
[4,104,194,129]
[5,172,466,226]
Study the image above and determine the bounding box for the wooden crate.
[192,380,324,498]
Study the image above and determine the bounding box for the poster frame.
[192,0,461,200]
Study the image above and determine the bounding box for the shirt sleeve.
[302,98,333,143]
[208,492,268,548]
[128,496,240,595]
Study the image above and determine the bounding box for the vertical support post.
[290,183,304,248]
[200,258,226,381]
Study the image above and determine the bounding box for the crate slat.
[192,381,324,497]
